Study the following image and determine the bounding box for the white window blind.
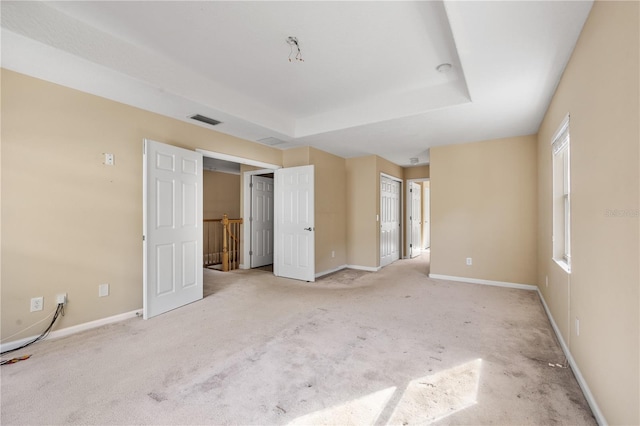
[552,115,570,155]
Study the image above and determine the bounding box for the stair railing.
[203,215,243,271]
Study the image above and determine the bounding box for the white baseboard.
[428,274,537,291]
[315,264,382,278]
[315,265,348,278]
[347,264,381,272]
[426,273,605,425]
[536,290,606,426]
[0,309,141,353]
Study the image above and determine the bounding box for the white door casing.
[423,186,430,249]
[143,139,203,319]
[380,175,401,267]
[274,165,315,282]
[250,175,274,268]
[410,182,422,258]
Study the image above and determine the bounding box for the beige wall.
[346,156,378,267]
[537,1,639,424]
[403,165,430,180]
[282,146,310,167]
[344,155,407,268]
[1,70,282,340]
[203,171,240,220]
[430,135,538,285]
[309,148,347,274]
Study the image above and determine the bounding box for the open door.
[143,139,203,319]
[274,165,315,282]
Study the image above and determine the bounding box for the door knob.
[304,227,314,231]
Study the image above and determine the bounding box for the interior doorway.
[423,181,430,250]
[248,173,274,269]
[243,168,276,270]
[196,149,281,273]
[408,181,422,258]
[405,178,430,258]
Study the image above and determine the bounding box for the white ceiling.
[1,1,593,166]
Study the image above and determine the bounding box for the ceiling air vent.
[258,137,286,146]
[189,114,221,127]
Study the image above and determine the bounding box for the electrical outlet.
[30,297,43,312]
[331,250,335,258]
[56,293,67,305]
[99,283,109,297]
[546,276,549,287]
[576,317,580,336]
[103,153,114,165]
[466,257,472,266]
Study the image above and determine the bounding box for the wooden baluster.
[222,214,229,271]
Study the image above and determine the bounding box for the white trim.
[380,172,402,183]
[316,264,382,277]
[315,265,348,278]
[0,309,141,353]
[553,258,571,274]
[428,274,537,291]
[197,149,280,170]
[536,290,607,426]
[243,168,277,270]
[347,264,382,272]
[405,179,426,259]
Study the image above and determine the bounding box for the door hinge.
[249,250,253,256]
[143,235,145,241]
[249,183,253,188]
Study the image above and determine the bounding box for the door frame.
[405,178,429,258]
[380,172,403,267]
[407,181,422,258]
[243,168,277,269]
[196,149,280,270]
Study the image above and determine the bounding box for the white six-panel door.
[250,175,274,268]
[143,139,203,319]
[380,175,400,267]
[274,165,315,282]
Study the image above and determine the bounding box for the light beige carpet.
[1,255,595,425]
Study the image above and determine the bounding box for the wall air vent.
[258,137,286,146]
[189,114,221,126]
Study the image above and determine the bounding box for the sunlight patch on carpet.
[288,387,396,425]
[388,358,482,424]
[287,359,481,425]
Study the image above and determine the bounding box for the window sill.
[553,258,571,274]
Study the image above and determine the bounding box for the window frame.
[552,115,571,272]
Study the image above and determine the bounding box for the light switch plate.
[99,283,109,297]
